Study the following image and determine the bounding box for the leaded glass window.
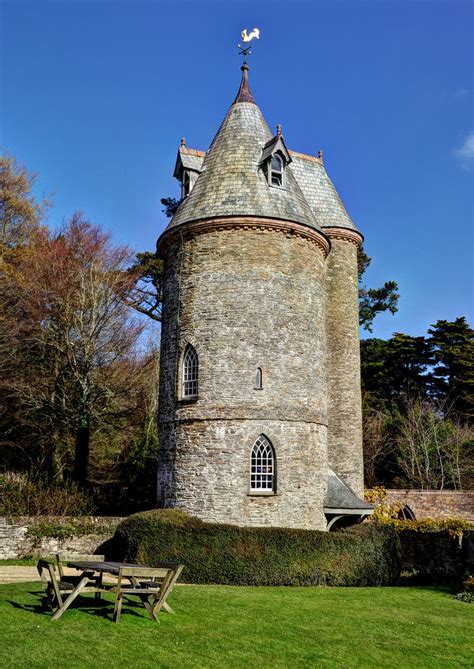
[250,435,275,492]
[182,345,198,398]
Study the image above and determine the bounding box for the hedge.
[111,510,401,586]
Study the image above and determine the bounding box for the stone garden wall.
[0,517,123,560]
[382,489,474,522]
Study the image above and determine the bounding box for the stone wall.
[158,223,329,530]
[0,517,122,560]
[325,234,363,496]
[383,489,474,522]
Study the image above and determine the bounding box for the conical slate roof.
[290,153,359,232]
[167,66,321,232]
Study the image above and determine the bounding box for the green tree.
[428,318,474,420]
[361,333,432,409]
[160,196,180,218]
[358,246,399,332]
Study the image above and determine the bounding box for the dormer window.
[259,125,292,190]
[173,139,205,201]
[270,154,283,187]
[182,171,191,199]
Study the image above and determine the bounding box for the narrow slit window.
[250,435,275,492]
[182,345,198,398]
[255,367,263,389]
[270,154,283,187]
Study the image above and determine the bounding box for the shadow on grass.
[7,591,150,622]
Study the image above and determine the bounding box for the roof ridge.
[289,150,323,164]
[181,147,206,157]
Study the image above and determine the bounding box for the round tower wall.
[324,235,364,496]
[158,223,328,530]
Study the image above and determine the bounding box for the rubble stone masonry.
[157,221,330,530]
[324,233,364,496]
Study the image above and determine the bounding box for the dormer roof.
[173,144,205,180]
[259,130,292,166]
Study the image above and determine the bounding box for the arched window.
[182,345,198,399]
[270,153,283,187]
[398,505,416,521]
[250,435,275,492]
[255,367,263,390]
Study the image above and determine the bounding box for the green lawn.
[0,582,472,669]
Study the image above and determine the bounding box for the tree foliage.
[428,317,474,419]
[358,246,399,331]
[361,319,474,489]
[0,154,50,251]
[127,251,163,322]
[1,213,150,487]
[160,196,180,218]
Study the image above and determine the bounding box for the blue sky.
[1,0,473,339]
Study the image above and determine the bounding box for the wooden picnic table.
[50,560,183,622]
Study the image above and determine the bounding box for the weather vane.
[238,27,260,64]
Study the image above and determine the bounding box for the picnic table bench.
[38,558,183,623]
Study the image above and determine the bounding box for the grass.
[0,582,472,669]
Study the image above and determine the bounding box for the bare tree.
[395,397,474,489]
[362,398,394,487]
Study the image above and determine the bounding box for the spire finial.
[233,60,256,105]
[180,137,186,147]
[276,124,282,138]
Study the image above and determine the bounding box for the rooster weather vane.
[238,27,260,63]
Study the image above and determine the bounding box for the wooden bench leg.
[113,594,123,623]
[51,577,90,622]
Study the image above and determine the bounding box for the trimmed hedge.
[111,510,401,586]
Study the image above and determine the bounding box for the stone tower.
[156,64,372,530]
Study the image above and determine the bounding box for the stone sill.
[247,492,279,497]
[179,397,198,405]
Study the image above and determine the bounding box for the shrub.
[0,472,95,516]
[112,510,401,586]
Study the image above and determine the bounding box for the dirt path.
[0,566,119,585]
[0,567,39,584]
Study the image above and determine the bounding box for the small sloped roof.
[173,147,205,179]
[324,468,373,513]
[166,67,321,232]
[260,134,292,165]
[290,153,359,231]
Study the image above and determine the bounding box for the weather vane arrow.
[238,27,260,63]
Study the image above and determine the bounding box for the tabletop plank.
[67,560,179,574]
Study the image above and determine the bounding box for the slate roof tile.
[166,68,359,234]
